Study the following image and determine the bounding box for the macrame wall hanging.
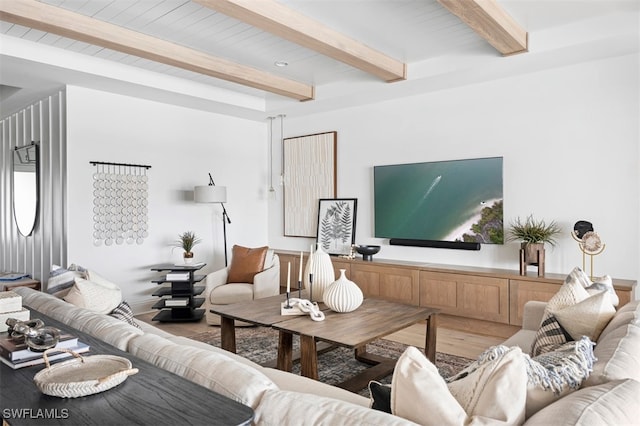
[90,161,151,247]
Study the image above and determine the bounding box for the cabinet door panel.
[509,280,559,326]
[350,264,419,305]
[419,278,457,309]
[615,289,631,307]
[350,268,380,297]
[459,280,504,320]
[379,273,418,304]
[420,272,509,324]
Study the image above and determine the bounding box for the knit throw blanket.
[447,336,596,395]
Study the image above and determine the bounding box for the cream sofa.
[503,300,640,425]
[14,287,413,425]
[13,287,640,425]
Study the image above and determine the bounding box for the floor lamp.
[194,174,231,266]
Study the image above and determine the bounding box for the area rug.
[189,327,473,396]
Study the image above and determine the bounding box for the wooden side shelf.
[275,250,636,327]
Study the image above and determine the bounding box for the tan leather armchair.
[204,249,280,326]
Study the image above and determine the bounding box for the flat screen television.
[374,157,504,247]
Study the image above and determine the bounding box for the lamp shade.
[194,185,227,203]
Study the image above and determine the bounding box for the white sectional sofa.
[502,300,640,425]
[14,287,414,425]
[13,287,640,425]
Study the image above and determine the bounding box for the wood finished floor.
[136,311,511,360]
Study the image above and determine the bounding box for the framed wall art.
[316,198,357,256]
[283,131,337,237]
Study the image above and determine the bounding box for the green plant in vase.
[507,215,561,276]
[172,231,202,264]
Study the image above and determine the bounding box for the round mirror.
[13,142,39,237]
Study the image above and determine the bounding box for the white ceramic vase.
[303,244,334,302]
[324,269,363,313]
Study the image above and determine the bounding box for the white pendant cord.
[279,114,286,185]
[267,116,275,192]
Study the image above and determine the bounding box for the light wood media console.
[276,250,636,329]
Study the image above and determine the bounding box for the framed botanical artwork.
[283,131,337,237]
[316,198,357,256]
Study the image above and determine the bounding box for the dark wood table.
[210,294,438,392]
[0,308,254,426]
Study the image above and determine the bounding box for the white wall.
[65,86,268,312]
[269,54,639,283]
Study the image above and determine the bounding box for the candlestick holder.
[280,292,307,316]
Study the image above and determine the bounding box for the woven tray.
[33,348,139,398]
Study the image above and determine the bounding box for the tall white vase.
[303,244,334,302]
[324,269,363,313]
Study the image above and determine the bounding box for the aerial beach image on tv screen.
[374,157,503,244]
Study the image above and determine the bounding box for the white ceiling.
[1,0,638,120]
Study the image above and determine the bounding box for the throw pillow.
[64,276,122,314]
[553,291,616,341]
[368,381,392,413]
[530,270,615,356]
[550,271,591,309]
[568,266,619,307]
[227,245,268,284]
[530,314,573,357]
[391,346,468,425]
[46,264,87,297]
[86,269,118,289]
[529,276,588,356]
[564,266,592,289]
[448,338,596,420]
[110,301,141,329]
[586,274,619,307]
[392,346,527,425]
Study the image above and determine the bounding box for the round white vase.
[303,244,334,302]
[324,269,363,313]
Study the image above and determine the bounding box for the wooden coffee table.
[209,292,294,359]
[210,294,438,392]
[273,298,437,391]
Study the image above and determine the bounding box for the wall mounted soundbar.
[389,238,481,251]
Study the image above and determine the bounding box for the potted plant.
[172,231,201,264]
[507,215,561,275]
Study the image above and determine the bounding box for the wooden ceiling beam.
[195,0,406,82]
[437,0,528,56]
[0,0,314,101]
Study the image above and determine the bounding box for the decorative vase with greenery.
[507,215,561,276]
[172,231,201,264]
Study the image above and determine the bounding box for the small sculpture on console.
[6,318,60,351]
[339,244,357,260]
[355,245,381,261]
[571,220,606,280]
